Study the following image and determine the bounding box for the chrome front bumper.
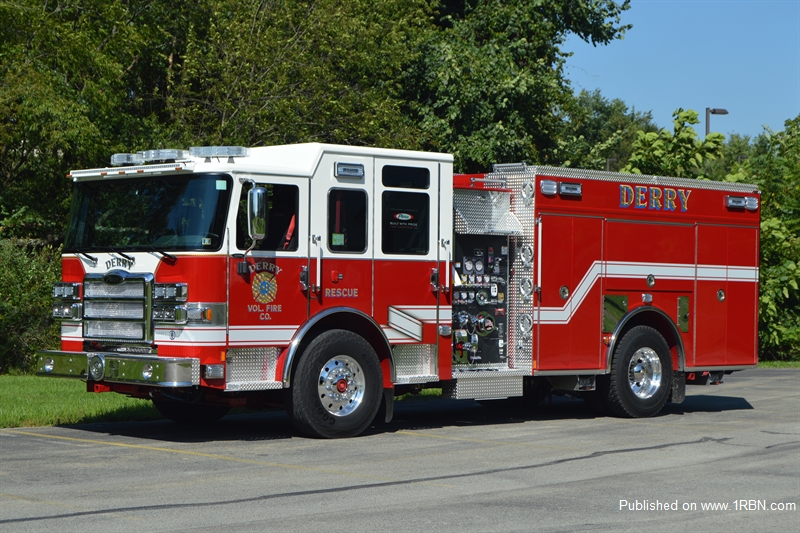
[36,351,200,387]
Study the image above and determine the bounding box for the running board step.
[442,370,524,400]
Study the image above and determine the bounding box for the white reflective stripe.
[390,305,443,323]
[228,325,298,346]
[696,265,729,281]
[388,307,423,341]
[728,266,759,281]
[539,261,758,325]
[381,326,418,344]
[155,327,226,345]
[605,261,696,280]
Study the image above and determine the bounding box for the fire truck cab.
[38,144,760,438]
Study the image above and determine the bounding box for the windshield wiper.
[104,248,135,262]
[144,247,177,263]
[73,250,98,263]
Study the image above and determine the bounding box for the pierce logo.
[394,213,414,221]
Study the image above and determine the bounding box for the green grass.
[756,360,800,368]
[0,375,160,428]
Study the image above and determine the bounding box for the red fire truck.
[37,144,760,438]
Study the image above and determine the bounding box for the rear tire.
[152,399,230,424]
[602,326,672,418]
[291,330,382,438]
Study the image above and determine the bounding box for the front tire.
[291,330,382,438]
[602,326,672,418]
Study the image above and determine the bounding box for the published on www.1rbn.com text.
[619,500,797,512]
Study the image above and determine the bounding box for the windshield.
[64,173,232,252]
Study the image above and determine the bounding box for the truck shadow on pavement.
[66,392,752,444]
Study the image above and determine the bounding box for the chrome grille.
[85,321,145,340]
[83,273,153,342]
[85,280,145,298]
[84,301,145,319]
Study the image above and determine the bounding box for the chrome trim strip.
[684,365,757,372]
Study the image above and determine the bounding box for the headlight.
[89,355,105,381]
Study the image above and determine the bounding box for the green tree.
[404,0,631,172]
[166,0,431,149]
[554,89,658,170]
[622,109,724,178]
[0,241,61,372]
[0,0,197,241]
[705,132,770,181]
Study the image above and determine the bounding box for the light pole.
[706,107,729,137]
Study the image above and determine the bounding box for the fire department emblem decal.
[252,271,278,304]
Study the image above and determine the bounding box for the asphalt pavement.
[1,368,798,532]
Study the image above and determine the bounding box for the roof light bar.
[190,146,249,158]
[141,149,190,162]
[110,153,145,166]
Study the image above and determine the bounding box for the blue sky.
[564,0,800,139]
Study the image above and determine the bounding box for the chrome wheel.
[627,347,662,399]
[317,355,365,417]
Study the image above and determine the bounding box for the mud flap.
[668,370,685,403]
[377,387,394,424]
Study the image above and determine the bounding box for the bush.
[0,240,61,372]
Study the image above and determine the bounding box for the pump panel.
[452,234,510,367]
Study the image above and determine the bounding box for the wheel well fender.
[605,306,685,373]
[282,307,394,388]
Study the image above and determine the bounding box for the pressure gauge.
[475,260,484,274]
[463,258,474,273]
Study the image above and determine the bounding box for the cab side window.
[237,184,299,251]
[381,166,430,255]
[328,189,367,253]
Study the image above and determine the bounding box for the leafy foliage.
[0,241,61,372]
[552,89,658,169]
[404,0,631,171]
[166,0,430,149]
[623,109,724,178]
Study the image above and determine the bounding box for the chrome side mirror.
[248,187,267,241]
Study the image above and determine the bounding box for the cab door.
[372,159,442,349]
[536,214,604,371]
[308,157,374,318]
[228,177,310,364]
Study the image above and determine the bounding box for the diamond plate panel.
[454,189,523,235]
[394,344,438,384]
[226,348,282,391]
[527,165,758,193]
[442,373,523,399]
[485,168,536,374]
